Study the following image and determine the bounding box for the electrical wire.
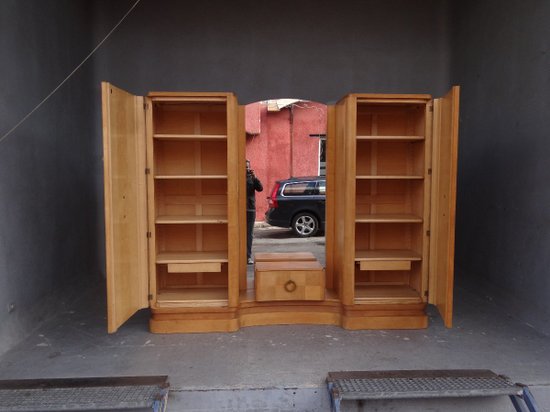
[291,101,327,132]
[0,0,142,146]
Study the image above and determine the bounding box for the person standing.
[246,160,263,264]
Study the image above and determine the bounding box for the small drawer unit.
[255,261,325,302]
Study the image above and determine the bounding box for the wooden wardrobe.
[102,82,459,333]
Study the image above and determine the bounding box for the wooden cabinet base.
[341,314,428,330]
[148,300,429,332]
[150,313,240,333]
[341,302,428,329]
[239,311,341,328]
[238,301,341,327]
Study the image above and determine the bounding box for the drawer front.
[255,269,325,301]
[167,262,222,273]
[359,260,411,271]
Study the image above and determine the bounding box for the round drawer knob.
[284,280,297,293]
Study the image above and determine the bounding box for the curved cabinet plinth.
[149,299,428,332]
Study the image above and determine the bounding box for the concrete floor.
[0,227,549,411]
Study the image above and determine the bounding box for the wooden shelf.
[154,134,227,140]
[156,287,228,308]
[154,175,227,180]
[355,214,423,223]
[356,175,424,180]
[355,249,422,261]
[354,285,422,305]
[156,251,228,264]
[356,135,424,141]
[150,95,229,102]
[156,215,228,224]
[356,96,431,104]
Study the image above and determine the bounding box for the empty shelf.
[156,215,228,224]
[355,214,423,223]
[356,175,424,180]
[356,135,424,141]
[355,250,422,261]
[354,285,422,305]
[156,288,228,307]
[154,175,227,180]
[154,134,227,140]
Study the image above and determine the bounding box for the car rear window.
[282,181,319,196]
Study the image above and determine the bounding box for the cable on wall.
[0,0,142,147]
[291,102,327,129]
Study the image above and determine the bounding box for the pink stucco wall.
[245,101,327,221]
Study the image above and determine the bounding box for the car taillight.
[268,183,280,208]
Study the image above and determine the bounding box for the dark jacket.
[246,171,263,211]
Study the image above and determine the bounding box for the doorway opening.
[244,98,328,275]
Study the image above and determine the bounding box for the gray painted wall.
[1,0,548,355]
[451,0,550,335]
[0,0,102,354]
[91,0,451,103]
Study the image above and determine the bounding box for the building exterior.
[245,100,327,221]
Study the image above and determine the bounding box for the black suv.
[265,176,326,237]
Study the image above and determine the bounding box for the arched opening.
[244,98,328,270]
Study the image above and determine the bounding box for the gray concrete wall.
[451,0,550,335]
[91,0,452,103]
[0,0,103,354]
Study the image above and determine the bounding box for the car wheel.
[292,213,319,237]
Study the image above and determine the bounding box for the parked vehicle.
[265,176,326,237]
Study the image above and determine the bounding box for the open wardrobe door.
[102,82,149,333]
[429,86,460,328]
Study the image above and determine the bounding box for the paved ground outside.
[251,225,326,266]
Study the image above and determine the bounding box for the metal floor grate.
[328,370,522,400]
[326,370,540,412]
[0,376,169,411]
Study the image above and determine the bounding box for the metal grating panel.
[327,370,523,400]
[0,376,169,411]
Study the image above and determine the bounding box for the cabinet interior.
[355,179,424,217]
[155,179,228,220]
[151,99,231,307]
[353,101,427,304]
[356,104,425,136]
[154,140,228,177]
[356,141,424,177]
[153,102,227,135]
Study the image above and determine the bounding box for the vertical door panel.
[102,82,149,333]
[226,95,240,307]
[325,106,336,290]
[339,96,357,305]
[238,105,248,291]
[145,96,156,304]
[429,86,460,327]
